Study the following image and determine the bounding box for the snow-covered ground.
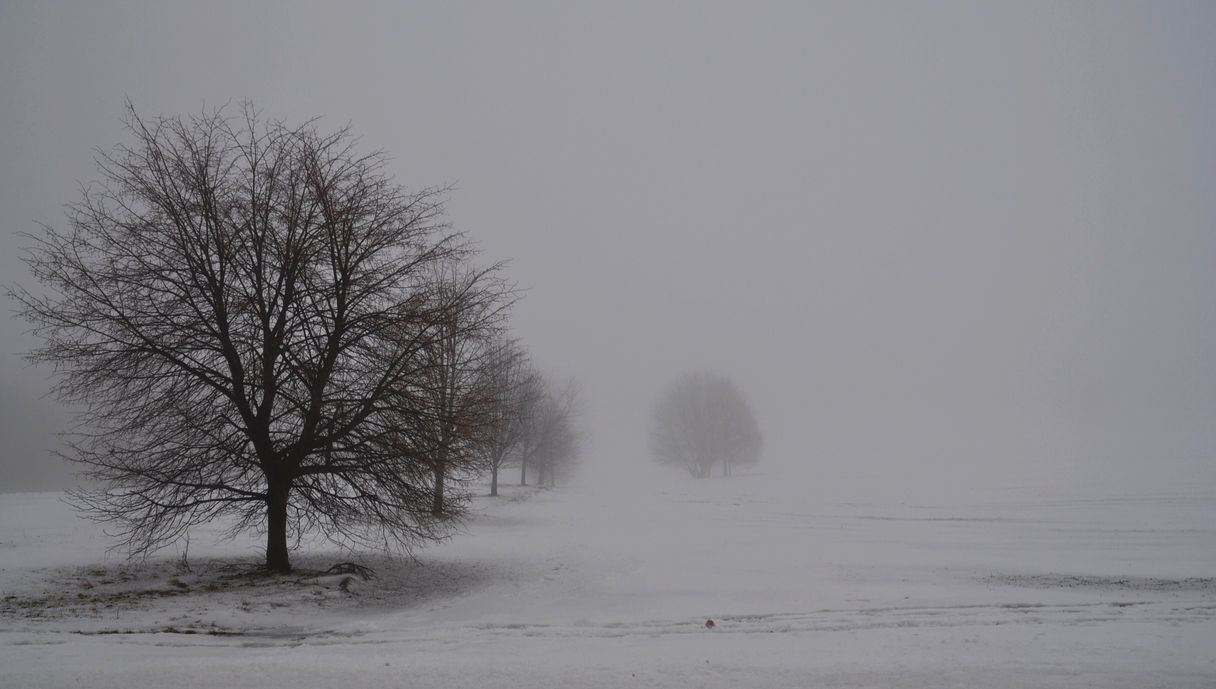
[2,472,1214,688]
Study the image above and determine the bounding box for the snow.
[2,474,1214,688]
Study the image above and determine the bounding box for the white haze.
[2,1,1215,495]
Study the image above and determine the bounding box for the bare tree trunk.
[520,455,528,486]
[490,464,499,497]
[432,463,446,516]
[265,480,292,573]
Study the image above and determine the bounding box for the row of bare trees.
[479,347,581,496]
[406,322,582,514]
[12,104,580,572]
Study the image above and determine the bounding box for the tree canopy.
[13,104,499,571]
[650,371,761,478]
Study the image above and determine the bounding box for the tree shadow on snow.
[0,550,508,635]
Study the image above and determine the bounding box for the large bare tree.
[12,104,477,572]
[650,371,761,478]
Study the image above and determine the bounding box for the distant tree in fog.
[385,264,512,516]
[650,371,761,478]
[477,340,542,496]
[519,377,582,487]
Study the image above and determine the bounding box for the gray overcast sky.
[2,1,1214,492]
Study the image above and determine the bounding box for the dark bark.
[490,464,499,497]
[432,463,446,516]
[265,479,292,573]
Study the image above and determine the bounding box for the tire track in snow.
[8,597,1214,649]
[463,599,1216,641]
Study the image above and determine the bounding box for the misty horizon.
[3,4,1215,687]
[4,3,1215,497]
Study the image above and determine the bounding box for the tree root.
[323,562,376,580]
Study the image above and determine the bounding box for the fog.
[3,1,1215,494]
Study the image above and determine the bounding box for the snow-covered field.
[2,473,1214,688]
